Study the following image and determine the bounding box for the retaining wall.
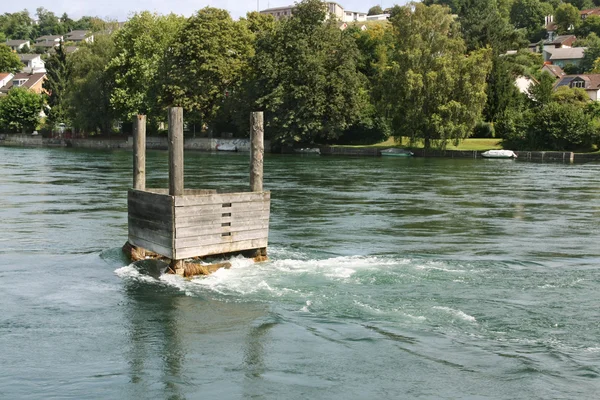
[0,134,268,152]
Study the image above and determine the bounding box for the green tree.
[565,0,594,9]
[35,7,65,36]
[106,12,185,121]
[250,0,369,144]
[580,32,600,72]
[368,5,384,15]
[0,10,35,40]
[377,3,492,149]
[458,0,525,52]
[510,0,554,42]
[43,43,70,129]
[576,15,600,38]
[528,72,555,107]
[162,8,254,128]
[0,88,42,132]
[484,56,526,123]
[66,34,116,134]
[555,3,581,33]
[0,44,23,73]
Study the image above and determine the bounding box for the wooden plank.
[174,228,269,249]
[168,107,184,196]
[128,188,172,203]
[129,215,173,233]
[129,224,172,247]
[133,115,146,190]
[173,191,270,207]
[175,238,269,259]
[129,234,173,259]
[174,200,270,217]
[128,189,173,220]
[174,209,270,228]
[250,112,264,192]
[176,220,270,238]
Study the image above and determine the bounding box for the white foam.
[300,300,312,312]
[114,264,156,283]
[433,306,477,322]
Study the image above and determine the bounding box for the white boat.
[216,143,237,152]
[481,150,517,159]
[381,148,414,157]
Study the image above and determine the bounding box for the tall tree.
[106,12,185,121]
[555,3,581,33]
[377,3,492,149]
[368,5,384,15]
[0,44,23,73]
[0,88,42,133]
[43,43,70,129]
[162,8,254,128]
[250,0,369,144]
[510,0,554,42]
[66,34,116,134]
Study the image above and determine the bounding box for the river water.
[1,147,599,399]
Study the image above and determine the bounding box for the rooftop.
[544,47,586,60]
[555,74,600,90]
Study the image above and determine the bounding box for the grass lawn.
[337,137,503,151]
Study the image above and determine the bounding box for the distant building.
[260,2,372,22]
[542,64,566,80]
[0,72,47,95]
[6,40,30,52]
[555,74,600,101]
[64,30,94,43]
[543,47,586,69]
[18,54,46,74]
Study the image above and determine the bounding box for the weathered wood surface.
[250,111,264,192]
[176,238,269,260]
[133,115,146,190]
[128,189,174,258]
[128,187,270,261]
[168,107,184,196]
[173,191,270,207]
[146,188,217,195]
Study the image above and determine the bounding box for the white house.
[6,40,30,52]
[260,2,367,22]
[554,74,600,101]
[0,73,15,90]
[366,14,390,21]
[18,54,46,74]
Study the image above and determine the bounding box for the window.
[571,80,585,88]
[14,79,27,87]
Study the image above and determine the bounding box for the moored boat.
[481,150,517,159]
[381,148,414,157]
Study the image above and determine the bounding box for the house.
[35,35,63,47]
[580,8,600,20]
[0,73,15,91]
[64,30,93,43]
[544,35,577,49]
[18,54,46,74]
[260,2,366,22]
[6,40,30,52]
[366,14,390,21]
[554,74,600,101]
[542,64,566,79]
[0,72,47,95]
[344,10,367,22]
[543,47,586,68]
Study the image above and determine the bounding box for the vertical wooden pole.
[168,107,184,197]
[133,115,146,190]
[250,111,264,192]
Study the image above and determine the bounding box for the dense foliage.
[1,0,599,151]
[0,87,42,132]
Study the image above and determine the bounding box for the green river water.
[0,147,599,399]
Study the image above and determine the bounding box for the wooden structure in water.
[126,108,270,275]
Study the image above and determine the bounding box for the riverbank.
[2,134,599,163]
[320,146,600,163]
[0,134,269,152]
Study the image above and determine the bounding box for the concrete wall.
[0,134,269,153]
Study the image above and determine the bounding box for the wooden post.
[133,114,146,190]
[168,107,184,197]
[250,111,264,192]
